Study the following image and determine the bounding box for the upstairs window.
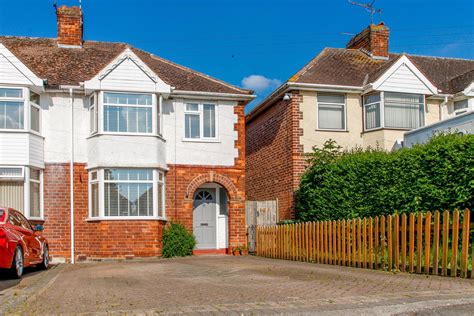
[89,94,98,134]
[0,88,24,130]
[384,93,424,129]
[454,99,469,115]
[364,92,424,131]
[30,91,40,133]
[317,93,346,130]
[103,92,152,134]
[184,102,217,140]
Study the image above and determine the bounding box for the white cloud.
[241,75,281,93]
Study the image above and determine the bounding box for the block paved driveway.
[2,255,474,315]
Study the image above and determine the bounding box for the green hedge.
[162,222,196,258]
[295,133,474,222]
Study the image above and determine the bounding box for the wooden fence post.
[409,213,415,273]
[424,211,432,275]
[380,216,386,269]
[394,214,400,270]
[451,209,460,277]
[460,209,470,278]
[387,215,393,270]
[342,220,346,266]
[368,217,373,269]
[362,218,367,268]
[357,218,362,268]
[416,213,423,274]
[374,216,379,269]
[442,211,449,276]
[432,211,440,276]
[401,214,407,272]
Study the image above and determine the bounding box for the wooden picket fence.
[256,209,474,278]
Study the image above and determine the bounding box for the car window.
[16,211,33,231]
[8,212,22,227]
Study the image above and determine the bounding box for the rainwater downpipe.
[69,87,75,264]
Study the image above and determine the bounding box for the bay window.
[317,93,346,130]
[89,168,165,219]
[0,88,24,129]
[103,92,153,133]
[364,92,424,131]
[184,102,217,140]
[0,166,43,219]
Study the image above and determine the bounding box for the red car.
[0,207,49,278]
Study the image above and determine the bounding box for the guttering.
[171,90,256,101]
[60,85,81,264]
[246,82,364,123]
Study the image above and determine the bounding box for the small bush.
[162,222,196,258]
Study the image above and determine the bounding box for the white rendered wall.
[163,98,238,166]
[41,92,89,163]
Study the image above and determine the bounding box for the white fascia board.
[171,90,256,101]
[371,55,438,95]
[83,48,171,94]
[0,43,44,90]
[462,81,474,96]
[287,82,364,93]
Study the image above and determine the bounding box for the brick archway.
[185,171,240,202]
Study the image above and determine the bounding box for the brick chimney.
[56,5,83,47]
[346,22,389,59]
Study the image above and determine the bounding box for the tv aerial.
[348,0,382,23]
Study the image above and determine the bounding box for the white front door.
[193,189,217,249]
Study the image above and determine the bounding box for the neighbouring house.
[246,22,474,220]
[0,6,254,262]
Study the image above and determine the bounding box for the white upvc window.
[103,92,153,134]
[453,99,469,115]
[0,166,43,219]
[88,168,165,219]
[30,91,41,133]
[89,94,98,134]
[317,93,346,130]
[0,87,24,130]
[184,102,217,140]
[364,92,425,131]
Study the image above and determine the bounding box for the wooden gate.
[246,200,278,253]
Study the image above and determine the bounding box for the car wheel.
[10,246,24,279]
[39,245,49,270]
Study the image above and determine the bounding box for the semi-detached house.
[0,6,254,261]
[246,22,474,221]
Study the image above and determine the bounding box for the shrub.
[162,222,196,258]
[296,133,474,221]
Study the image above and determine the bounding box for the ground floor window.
[0,166,43,219]
[89,168,165,219]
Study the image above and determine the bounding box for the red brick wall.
[56,6,83,47]
[346,23,389,58]
[42,102,247,261]
[246,91,305,220]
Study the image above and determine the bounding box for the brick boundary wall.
[39,102,247,261]
[246,91,306,220]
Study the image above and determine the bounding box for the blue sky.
[1,0,473,111]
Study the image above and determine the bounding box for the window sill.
[0,129,45,138]
[87,132,165,142]
[182,138,221,143]
[85,217,167,222]
[315,129,349,133]
[363,127,413,133]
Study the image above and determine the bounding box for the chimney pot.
[346,22,389,59]
[56,5,83,48]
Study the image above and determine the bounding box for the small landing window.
[317,93,346,130]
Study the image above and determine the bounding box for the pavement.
[1,255,474,315]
